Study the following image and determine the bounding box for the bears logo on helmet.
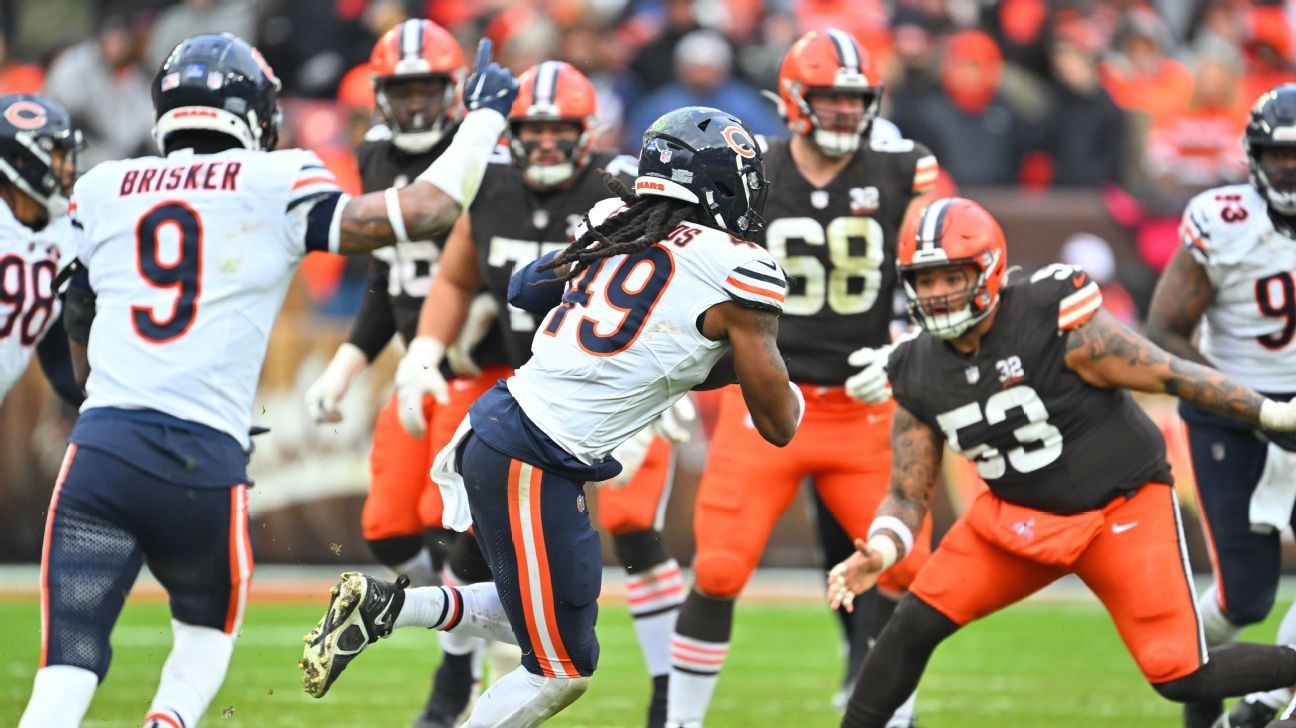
[0,93,82,218]
[635,106,768,236]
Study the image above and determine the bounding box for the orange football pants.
[362,366,511,540]
[911,483,1205,683]
[692,384,932,598]
[364,366,676,540]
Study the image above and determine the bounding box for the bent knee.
[693,551,754,598]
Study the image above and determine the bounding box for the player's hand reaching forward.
[306,343,368,423]
[844,344,892,404]
[395,337,450,437]
[827,538,888,612]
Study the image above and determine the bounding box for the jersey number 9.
[764,216,884,316]
[133,201,202,343]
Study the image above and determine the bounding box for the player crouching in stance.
[827,197,1296,728]
[301,106,803,726]
[19,33,518,728]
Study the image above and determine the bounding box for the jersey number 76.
[541,245,675,356]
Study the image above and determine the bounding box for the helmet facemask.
[509,119,587,189]
[702,158,768,235]
[787,77,881,157]
[902,257,999,339]
[376,74,456,154]
[1248,141,1296,215]
[0,126,83,219]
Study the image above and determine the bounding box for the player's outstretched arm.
[704,301,800,446]
[1061,308,1296,428]
[1145,246,1214,366]
[335,39,518,255]
[827,404,941,611]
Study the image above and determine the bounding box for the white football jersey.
[1181,184,1296,392]
[71,147,346,447]
[508,197,786,463]
[0,202,71,401]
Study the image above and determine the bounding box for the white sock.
[627,560,685,677]
[440,624,486,656]
[667,635,729,727]
[143,620,236,728]
[18,665,98,728]
[886,690,918,727]
[463,665,589,728]
[1198,584,1242,646]
[396,583,518,645]
[391,548,438,588]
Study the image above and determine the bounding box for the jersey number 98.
[133,201,202,343]
[764,216,884,316]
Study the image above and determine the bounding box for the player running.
[1146,83,1296,728]
[302,20,512,726]
[300,106,801,727]
[0,93,84,407]
[398,59,689,727]
[827,197,1296,728]
[17,33,518,728]
[668,28,937,728]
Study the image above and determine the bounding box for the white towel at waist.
[1249,441,1296,534]
[430,415,475,532]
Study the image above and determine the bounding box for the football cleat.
[1218,695,1282,728]
[300,571,409,698]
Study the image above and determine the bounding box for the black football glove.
[463,38,519,116]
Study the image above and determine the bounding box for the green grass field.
[0,595,1286,727]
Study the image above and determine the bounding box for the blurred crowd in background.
[3,0,1296,317]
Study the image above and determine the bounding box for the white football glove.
[649,395,697,443]
[844,344,894,404]
[305,343,368,423]
[445,293,500,377]
[395,337,450,437]
[1261,398,1296,431]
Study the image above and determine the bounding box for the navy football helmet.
[1244,84,1296,216]
[635,106,768,236]
[0,93,82,218]
[152,33,282,153]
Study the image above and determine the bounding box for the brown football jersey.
[888,266,1173,514]
[348,125,508,369]
[758,135,937,384]
[469,150,637,366]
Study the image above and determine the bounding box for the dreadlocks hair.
[533,169,696,286]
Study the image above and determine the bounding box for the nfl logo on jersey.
[965,366,980,385]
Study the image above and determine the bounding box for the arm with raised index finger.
[334,39,519,255]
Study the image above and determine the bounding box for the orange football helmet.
[897,197,1007,339]
[369,19,465,153]
[778,28,882,157]
[508,61,597,188]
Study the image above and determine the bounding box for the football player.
[17,33,518,728]
[827,198,1296,728]
[1146,83,1296,728]
[300,106,801,727]
[668,29,938,728]
[0,93,83,408]
[301,20,510,726]
[398,60,688,727]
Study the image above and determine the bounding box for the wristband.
[384,186,410,244]
[866,534,898,571]
[867,515,914,558]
